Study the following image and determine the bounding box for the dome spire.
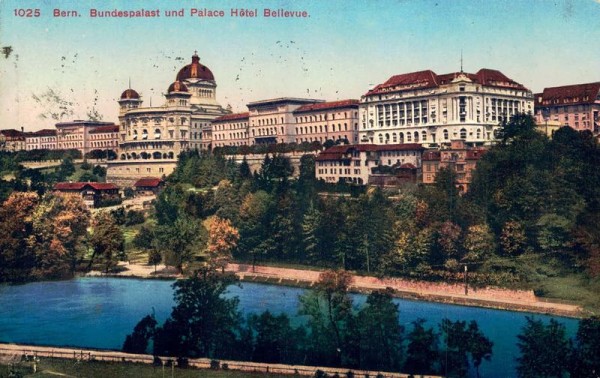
[192,51,200,64]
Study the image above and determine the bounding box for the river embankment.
[88,261,584,318]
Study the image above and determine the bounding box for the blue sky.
[1,0,599,131]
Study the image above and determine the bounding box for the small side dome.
[167,81,189,93]
[120,88,140,100]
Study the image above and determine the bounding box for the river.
[0,277,579,377]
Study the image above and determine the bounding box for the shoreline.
[87,261,585,319]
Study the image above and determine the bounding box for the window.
[443,129,449,140]
[460,128,467,139]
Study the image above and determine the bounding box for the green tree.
[571,316,600,378]
[248,311,306,364]
[122,314,157,354]
[154,214,205,273]
[516,317,571,378]
[152,267,241,359]
[90,211,125,273]
[439,319,493,378]
[299,270,355,367]
[357,288,404,371]
[404,318,440,376]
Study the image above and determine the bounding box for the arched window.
[407,133,412,142]
[414,131,419,142]
[392,133,397,143]
[443,129,449,140]
[378,134,383,143]
[460,128,467,139]
[476,128,481,139]
[399,132,405,143]
[422,131,427,141]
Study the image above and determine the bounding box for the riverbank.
[89,261,585,318]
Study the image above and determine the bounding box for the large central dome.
[176,52,215,82]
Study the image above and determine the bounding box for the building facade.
[534,82,600,133]
[359,69,533,146]
[107,52,230,186]
[0,129,26,151]
[55,120,118,156]
[212,112,250,148]
[247,98,322,145]
[25,129,57,151]
[88,124,119,152]
[293,99,360,144]
[422,139,486,192]
[315,143,424,184]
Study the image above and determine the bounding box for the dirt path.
[89,262,583,317]
[225,263,584,318]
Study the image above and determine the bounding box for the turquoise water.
[0,277,578,377]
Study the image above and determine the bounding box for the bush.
[125,210,145,226]
[210,359,220,369]
[96,197,123,208]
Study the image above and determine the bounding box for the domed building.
[107,52,230,187]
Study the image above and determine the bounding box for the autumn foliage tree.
[207,216,240,270]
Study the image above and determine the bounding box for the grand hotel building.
[359,69,534,146]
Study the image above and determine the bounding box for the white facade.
[247,98,322,144]
[359,69,534,146]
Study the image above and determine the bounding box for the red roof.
[316,143,424,161]
[536,82,600,107]
[213,112,250,123]
[54,182,119,191]
[120,88,140,100]
[134,177,164,188]
[1,129,25,138]
[32,129,57,137]
[294,99,359,113]
[422,150,441,161]
[176,53,215,81]
[89,125,119,134]
[366,68,528,96]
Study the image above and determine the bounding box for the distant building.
[247,98,322,145]
[25,129,57,151]
[359,69,533,146]
[55,120,117,156]
[293,99,360,145]
[422,139,486,193]
[534,82,600,133]
[212,112,250,148]
[0,129,26,151]
[53,182,120,208]
[133,177,165,196]
[88,124,119,153]
[315,143,424,184]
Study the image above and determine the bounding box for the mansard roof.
[536,82,600,107]
[294,99,359,113]
[366,68,528,96]
[213,112,250,123]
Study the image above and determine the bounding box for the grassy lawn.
[536,273,600,315]
[2,358,291,378]
[123,218,156,264]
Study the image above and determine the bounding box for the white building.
[25,129,57,151]
[359,69,533,146]
[315,143,424,185]
[247,98,322,145]
[107,52,230,186]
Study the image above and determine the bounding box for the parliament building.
[106,52,230,186]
